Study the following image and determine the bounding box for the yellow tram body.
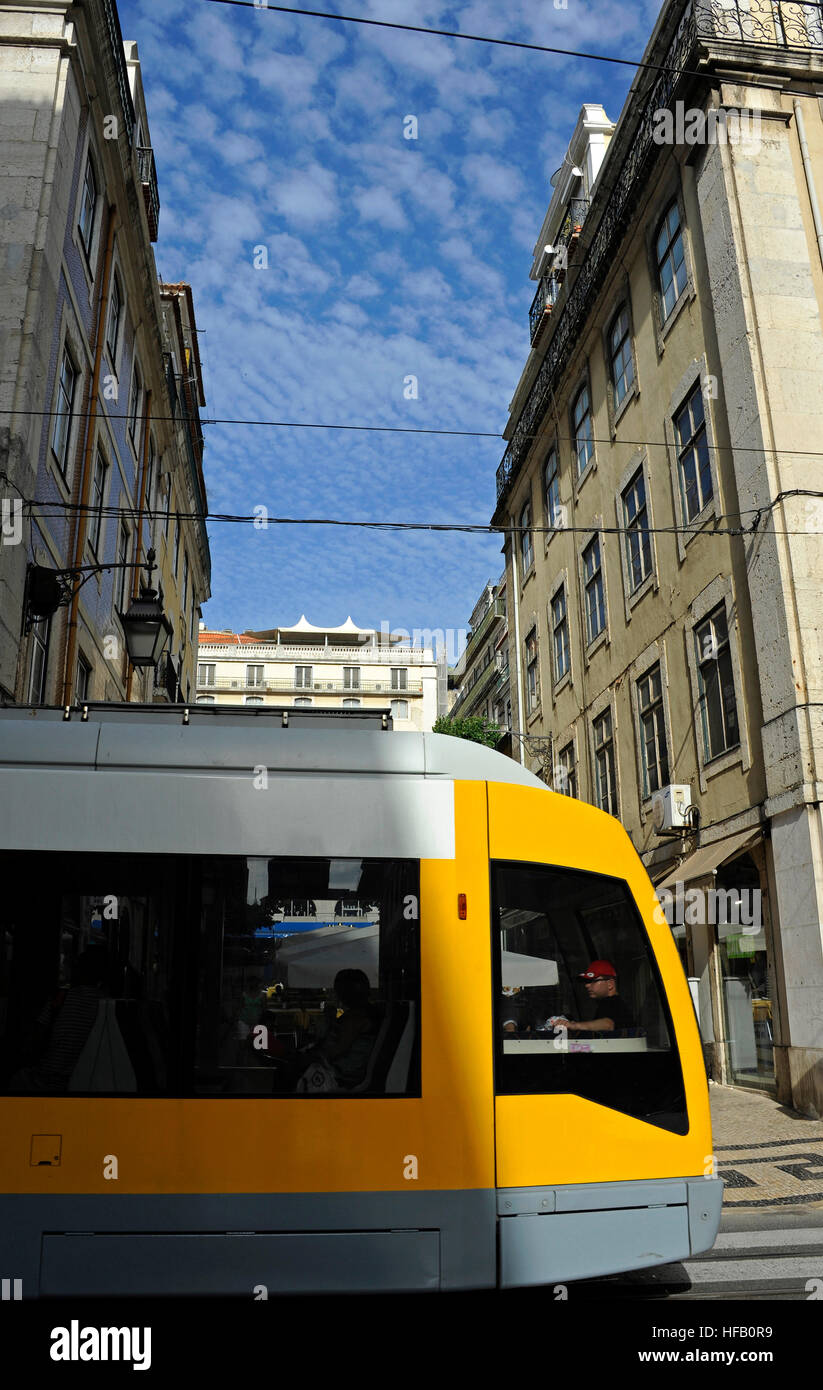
[0,708,721,1293]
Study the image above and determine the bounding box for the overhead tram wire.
[7,406,823,465]
[200,0,823,99]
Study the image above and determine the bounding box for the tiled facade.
[0,2,210,707]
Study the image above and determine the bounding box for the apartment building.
[448,575,512,752]
[493,1,823,1114]
[196,618,444,731]
[0,2,210,707]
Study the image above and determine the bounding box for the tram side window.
[194,856,421,1097]
[492,860,687,1133]
[0,852,181,1096]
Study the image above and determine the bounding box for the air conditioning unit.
[651,784,693,834]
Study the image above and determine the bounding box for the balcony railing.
[706,0,823,47]
[557,196,590,249]
[198,677,423,695]
[462,597,507,669]
[137,146,160,242]
[496,0,823,512]
[529,274,562,344]
[101,0,135,144]
[450,652,504,716]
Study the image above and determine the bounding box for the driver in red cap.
[551,960,633,1034]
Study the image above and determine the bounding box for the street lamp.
[24,547,172,671]
[116,550,172,668]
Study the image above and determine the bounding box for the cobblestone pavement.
[710,1081,823,1209]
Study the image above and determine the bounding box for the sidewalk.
[710,1081,823,1209]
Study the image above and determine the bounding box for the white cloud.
[271,164,339,226]
[354,186,407,230]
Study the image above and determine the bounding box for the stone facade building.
[196,618,445,731]
[493,1,823,1115]
[0,2,210,707]
[448,574,512,753]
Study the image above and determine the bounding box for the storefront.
[654,829,777,1094]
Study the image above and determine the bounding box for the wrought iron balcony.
[529,274,562,344]
[708,0,823,47]
[557,196,590,250]
[137,147,160,241]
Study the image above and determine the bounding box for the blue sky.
[118,0,662,649]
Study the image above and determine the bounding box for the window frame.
[655,200,688,324]
[571,381,594,479]
[694,604,740,764]
[77,149,99,264]
[543,447,563,534]
[592,706,618,816]
[582,534,606,646]
[524,625,540,716]
[51,344,78,480]
[519,498,534,575]
[89,447,108,557]
[637,663,670,799]
[551,584,570,685]
[674,383,713,525]
[622,467,653,593]
[106,272,123,369]
[608,304,635,411]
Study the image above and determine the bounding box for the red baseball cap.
[578,960,617,979]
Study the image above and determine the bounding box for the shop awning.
[656,827,761,891]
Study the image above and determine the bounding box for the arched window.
[390,699,409,719]
[519,500,533,573]
[609,306,634,407]
[294,697,312,706]
[342,698,361,707]
[656,202,687,320]
[572,384,593,476]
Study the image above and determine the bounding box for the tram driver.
[548,960,634,1035]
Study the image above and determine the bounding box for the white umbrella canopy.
[276,924,379,988]
[501,951,559,989]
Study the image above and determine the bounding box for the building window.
[129,363,143,449]
[182,553,189,614]
[638,664,669,797]
[551,586,570,683]
[609,306,634,408]
[245,696,264,705]
[572,383,594,477]
[544,449,562,529]
[198,663,216,685]
[593,709,618,816]
[675,384,712,523]
[656,201,687,321]
[106,274,122,365]
[76,654,92,703]
[196,696,215,704]
[622,469,652,591]
[173,518,181,576]
[557,741,576,798]
[28,620,50,704]
[246,665,264,688]
[343,667,360,691]
[391,668,408,691]
[695,605,739,761]
[342,698,361,707]
[89,449,107,556]
[582,535,606,643]
[294,665,312,688]
[390,700,409,719]
[51,347,77,478]
[294,697,312,706]
[525,626,540,715]
[117,523,130,612]
[520,500,533,573]
[164,480,172,539]
[78,153,98,259]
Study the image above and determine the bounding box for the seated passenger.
[314,969,380,1088]
[500,986,532,1035]
[549,960,634,1035]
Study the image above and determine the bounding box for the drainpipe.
[508,522,526,766]
[124,389,152,702]
[62,205,117,705]
[794,100,823,269]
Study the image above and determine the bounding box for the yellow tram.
[0,705,722,1294]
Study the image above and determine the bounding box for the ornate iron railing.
[529,274,562,343]
[558,196,590,247]
[100,0,135,143]
[137,146,160,241]
[702,0,823,47]
[496,0,823,509]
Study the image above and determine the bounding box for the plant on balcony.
[433,715,503,749]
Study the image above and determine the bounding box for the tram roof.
[0,704,547,789]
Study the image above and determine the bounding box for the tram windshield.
[492,860,687,1133]
[0,852,420,1098]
